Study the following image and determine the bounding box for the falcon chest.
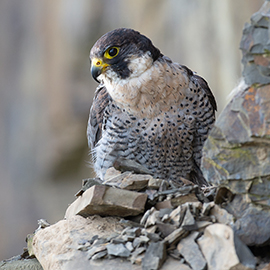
[93,60,198,180]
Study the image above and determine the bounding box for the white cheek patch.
[127,52,152,78]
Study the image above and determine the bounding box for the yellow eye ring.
[104,47,119,59]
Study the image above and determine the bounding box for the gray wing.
[191,74,217,185]
[87,84,112,149]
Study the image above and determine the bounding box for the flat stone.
[91,250,107,260]
[196,221,212,231]
[197,224,256,270]
[130,247,146,264]
[75,178,103,197]
[107,243,131,258]
[104,167,122,181]
[141,207,160,227]
[103,171,132,187]
[155,200,173,210]
[209,204,234,225]
[146,225,157,234]
[122,227,141,237]
[148,178,163,189]
[145,232,161,242]
[177,232,207,270]
[133,235,149,248]
[168,205,186,227]
[140,208,153,226]
[159,208,173,218]
[125,242,134,252]
[119,174,152,190]
[201,202,215,216]
[65,185,147,218]
[142,242,167,270]
[111,237,127,244]
[87,244,107,259]
[156,223,176,238]
[181,207,197,231]
[171,193,199,207]
[229,194,270,246]
[163,227,189,247]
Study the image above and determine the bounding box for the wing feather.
[87,84,112,148]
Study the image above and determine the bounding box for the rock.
[156,223,176,238]
[104,167,122,180]
[201,83,270,190]
[133,235,149,248]
[163,227,188,247]
[155,200,173,210]
[196,221,212,231]
[148,178,164,189]
[181,207,197,231]
[241,1,270,85]
[161,258,192,270]
[177,232,207,270]
[145,232,161,242]
[159,208,173,221]
[209,204,234,225]
[170,193,199,207]
[197,224,256,270]
[141,242,167,270]
[118,174,152,190]
[0,255,43,270]
[87,244,107,259]
[107,243,131,258]
[75,178,103,197]
[140,207,160,227]
[121,227,141,237]
[32,215,127,270]
[104,172,152,191]
[125,242,134,252]
[227,194,270,246]
[130,247,146,264]
[91,250,107,260]
[201,1,270,189]
[168,205,186,227]
[201,0,270,247]
[201,202,215,216]
[65,185,147,218]
[103,171,132,186]
[155,186,201,210]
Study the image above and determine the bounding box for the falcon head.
[90,28,160,83]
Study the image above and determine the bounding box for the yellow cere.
[92,58,103,67]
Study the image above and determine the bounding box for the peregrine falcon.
[87,28,216,186]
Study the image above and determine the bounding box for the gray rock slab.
[163,227,188,247]
[177,231,207,270]
[65,185,147,218]
[142,242,167,270]
[107,243,130,258]
[198,224,256,270]
[181,207,197,231]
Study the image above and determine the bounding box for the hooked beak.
[91,58,109,83]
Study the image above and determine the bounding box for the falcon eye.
[104,47,119,59]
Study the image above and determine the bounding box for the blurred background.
[0,0,262,260]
